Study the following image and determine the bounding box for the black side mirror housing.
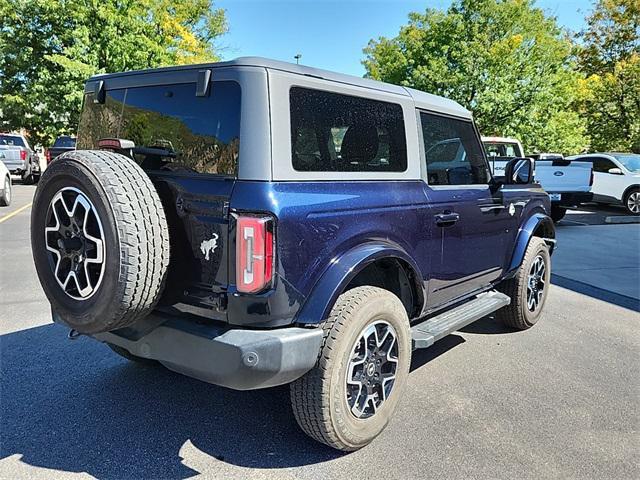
[504,157,535,185]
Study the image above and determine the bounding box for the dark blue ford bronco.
[31,57,555,451]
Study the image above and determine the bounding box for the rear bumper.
[67,311,324,390]
[550,191,593,207]
[4,161,25,173]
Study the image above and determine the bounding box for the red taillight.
[98,138,135,150]
[20,150,26,161]
[235,215,275,294]
[45,149,51,163]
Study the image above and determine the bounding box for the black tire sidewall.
[519,239,551,326]
[31,158,123,332]
[329,291,411,449]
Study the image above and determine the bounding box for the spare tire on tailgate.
[31,150,170,334]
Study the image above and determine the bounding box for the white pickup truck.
[0,132,41,184]
[482,136,593,222]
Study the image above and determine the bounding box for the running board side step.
[411,291,510,349]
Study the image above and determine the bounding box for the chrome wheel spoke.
[44,187,106,301]
[526,254,547,312]
[345,320,399,419]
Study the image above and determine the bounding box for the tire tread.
[44,150,169,332]
[290,286,394,451]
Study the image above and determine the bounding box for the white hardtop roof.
[90,56,471,120]
[481,136,522,144]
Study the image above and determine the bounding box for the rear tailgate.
[78,75,241,317]
[535,159,592,193]
[0,146,24,171]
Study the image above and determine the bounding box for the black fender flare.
[295,242,424,325]
[506,212,555,277]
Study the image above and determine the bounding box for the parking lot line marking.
[0,202,32,224]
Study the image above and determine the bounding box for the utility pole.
[294,53,302,65]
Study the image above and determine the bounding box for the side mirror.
[504,157,535,184]
[608,167,623,175]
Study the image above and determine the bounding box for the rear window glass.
[0,135,25,147]
[289,87,407,172]
[53,137,76,148]
[77,81,241,175]
[483,142,522,158]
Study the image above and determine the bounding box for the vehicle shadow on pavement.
[409,334,466,372]
[459,315,518,335]
[1,321,467,478]
[0,323,340,478]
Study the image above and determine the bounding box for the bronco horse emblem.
[200,234,219,261]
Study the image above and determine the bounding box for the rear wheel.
[290,286,412,451]
[0,175,11,206]
[496,237,550,330]
[624,188,640,215]
[550,205,566,223]
[21,163,35,185]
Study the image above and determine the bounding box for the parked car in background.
[482,137,593,222]
[0,155,11,206]
[30,57,555,452]
[0,132,41,184]
[46,136,76,164]
[566,153,640,215]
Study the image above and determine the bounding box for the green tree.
[363,0,588,154]
[0,0,227,146]
[577,0,640,152]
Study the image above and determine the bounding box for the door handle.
[435,212,460,227]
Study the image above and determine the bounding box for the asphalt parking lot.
[1,183,638,480]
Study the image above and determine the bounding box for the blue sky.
[216,0,593,76]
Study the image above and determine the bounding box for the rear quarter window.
[77,81,241,175]
[289,87,407,172]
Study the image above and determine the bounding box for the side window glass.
[290,87,407,172]
[420,112,488,185]
[293,127,321,170]
[593,158,616,173]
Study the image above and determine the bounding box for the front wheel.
[496,237,551,330]
[290,286,412,451]
[624,189,640,215]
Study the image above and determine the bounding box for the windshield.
[483,141,522,159]
[53,136,76,148]
[77,81,241,175]
[613,154,640,173]
[0,134,25,147]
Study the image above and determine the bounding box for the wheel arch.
[622,184,640,202]
[295,242,424,325]
[506,212,555,277]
